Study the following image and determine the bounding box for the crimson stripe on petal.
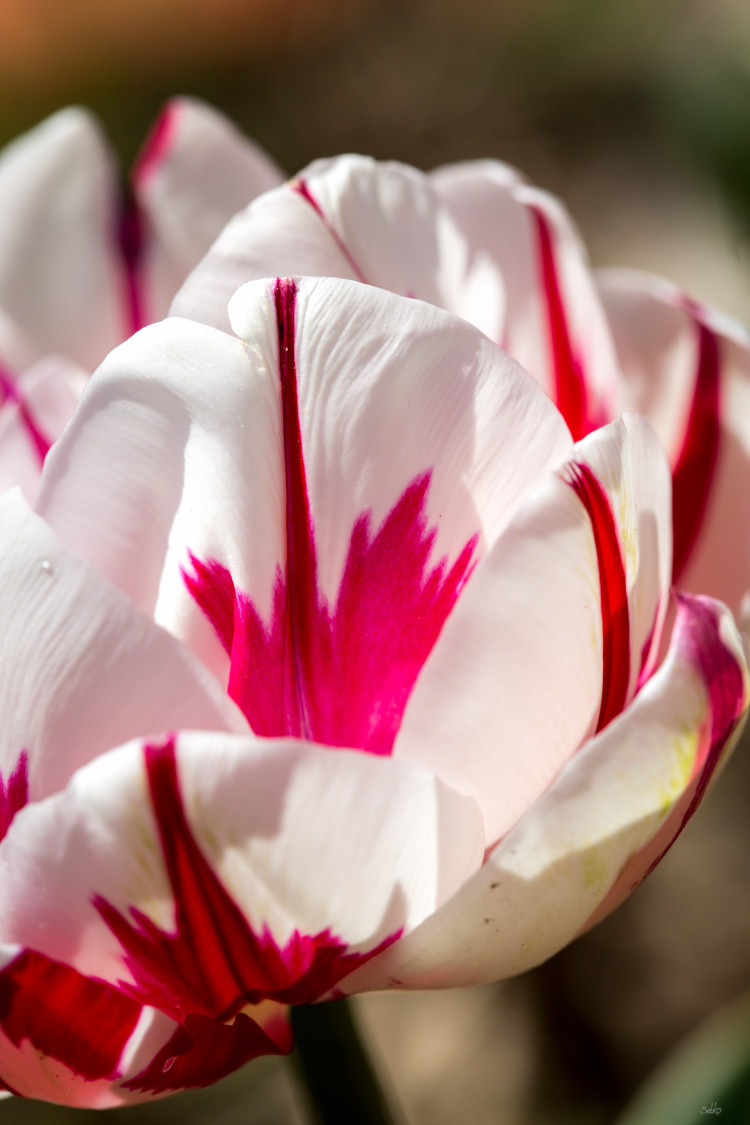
[95,737,399,1025]
[292,178,368,283]
[183,278,478,754]
[125,1010,290,1095]
[131,101,178,186]
[586,594,750,927]
[117,195,147,337]
[673,594,747,830]
[532,206,594,442]
[0,752,28,843]
[0,949,141,1083]
[0,363,52,463]
[565,462,630,731]
[671,310,721,583]
[276,276,317,740]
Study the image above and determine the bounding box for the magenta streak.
[0,752,28,844]
[293,179,368,283]
[0,364,51,463]
[671,312,721,583]
[532,206,595,442]
[131,101,179,187]
[675,595,745,830]
[117,197,147,337]
[183,280,478,754]
[0,949,141,1083]
[115,103,179,339]
[565,462,630,731]
[276,277,315,738]
[641,595,746,882]
[95,736,399,1029]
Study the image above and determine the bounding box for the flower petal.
[0,490,245,812]
[0,733,484,1015]
[134,97,283,324]
[0,943,143,1106]
[0,944,290,1105]
[0,354,87,501]
[0,109,124,368]
[395,414,671,842]
[337,593,749,992]
[598,268,750,620]
[431,160,622,438]
[39,277,570,745]
[36,313,283,663]
[170,154,493,337]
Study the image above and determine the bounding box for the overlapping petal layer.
[598,269,750,622]
[170,153,750,620]
[38,276,571,728]
[171,156,485,336]
[338,593,748,993]
[171,154,622,441]
[0,490,245,807]
[394,413,672,841]
[0,100,282,503]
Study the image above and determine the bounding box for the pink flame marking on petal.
[292,178,369,283]
[671,310,721,584]
[0,363,52,463]
[124,1010,291,1095]
[531,205,598,442]
[0,948,142,1083]
[565,462,630,731]
[183,279,478,754]
[94,736,401,1028]
[0,752,28,843]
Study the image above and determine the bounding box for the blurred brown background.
[1,1,750,1122]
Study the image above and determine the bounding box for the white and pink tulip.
[0,273,745,1104]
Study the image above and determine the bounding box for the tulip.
[0,98,282,499]
[172,155,750,624]
[0,274,745,1105]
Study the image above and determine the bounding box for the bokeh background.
[1,1,750,1122]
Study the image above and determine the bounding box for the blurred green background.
[1,0,750,1121]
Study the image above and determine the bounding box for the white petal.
[0,109,124,368]
[135,97,283,322]
[0,490,245,804]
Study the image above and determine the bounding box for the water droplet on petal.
[40,559,52,575]
[162,1056,177,1073]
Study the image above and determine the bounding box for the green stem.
[290,998,399,1125]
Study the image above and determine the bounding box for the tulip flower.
[172,155,750,624]
[0,274,745,1106]
[0,98,283,499]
